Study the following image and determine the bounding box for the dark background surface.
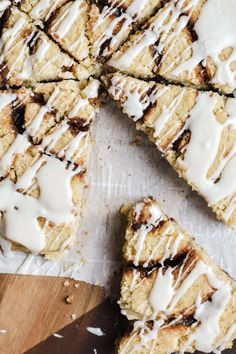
[27,297,236,354]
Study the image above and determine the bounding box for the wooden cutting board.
[0,274,235,354]
[0,274,119,354]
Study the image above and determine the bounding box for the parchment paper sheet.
[0,98,236,291]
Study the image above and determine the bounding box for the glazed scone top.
[0,79,99,254]
[18,0,93,64]
[89,0,163,61]
[109,0,236,94]
[0,5,92,85]
[103,72,236,227]
[119,198,236,353]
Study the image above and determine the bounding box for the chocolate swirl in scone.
[109,0,236,95]
[0,79,99,259]
[118,198,236,353]
[0,5,90,86]
[103,72,236,227]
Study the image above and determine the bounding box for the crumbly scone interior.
[117,197,236,353]
[102,72,236,228]
[0,78,100,259]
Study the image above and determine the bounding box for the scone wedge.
[102,72,236,227]
[17,0,99,75]
[108,0,236,95]
[88,0,166,62]
[118,197,236,353]
[0,78,100,259]
[0,5,90,85]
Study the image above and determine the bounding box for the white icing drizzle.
[17,36,51,80]
[0,134,30,175]
[179,267,232,353]
[171,232,184,259]
[131,260,232,353]
[0,0,10,16]
[42,120,87,164]
[153,89,186,138]
[109,75,236,218]
[176,93,236,207]
[26,87,61,137]
[0,16,28,66]
[215,322,236,352]
[110,0,236,92]
[0,7,78,82]
[108,75,154,120]
[51,0,83,39]
[131,202,185,268]
[0,93,17,110]
[30,0,61,21]
[108,75,172,121]
[94,4,132,58]
[0,155,78,253]
[133,202,163,266]
[92,0,154,58]
[108,0,192,70]
[126,0,150,19]
[172,0,236,91]
[0,80,98,254]
[124,198,234,354]
[167,260,207,313]
[143,236,165,268]
[149,267,174,318]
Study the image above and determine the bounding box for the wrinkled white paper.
[0,98,235,290]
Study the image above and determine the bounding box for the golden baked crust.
[0,78,99,258]
[118,198,236,353]
[18,0,100,75]
[0,5,90,85]
[88,0,165,62]
[103,72,236,227]
[108,0,236,95]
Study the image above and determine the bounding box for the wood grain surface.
[0,274,106,354]
[0,274,235,354]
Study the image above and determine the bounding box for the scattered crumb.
[53,333,63,339]
[74,283,80,288]
[107,145,111,150]
[81,257,87,265]
[65,295,74,304]
[70,313,76,320]
[129,135,142,146]
[86,327,106,336]
[128,131,133,137]
[62,280,70,287]
[0,329,7,334]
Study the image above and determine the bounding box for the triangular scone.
[118,198,236,353]
[0,79,100,259]
[0,6,90,85]
[109,0,236,95]
[102,72,236,228]
[18,0,100,75]
[88,0,165,62]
